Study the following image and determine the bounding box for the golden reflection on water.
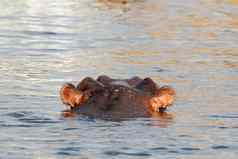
[150,31,176,40]
[194,32,217,40]
[112,50,161,58]
[111,50,160,65]
[0,1,237,159]
[226,0,238,5]
[223,61,238,69]
[188,16,215,28]
[142,2,161,12]
[192,47,238,57]
[165,14,238,30]
[190,15,238,29]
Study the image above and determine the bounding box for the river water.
[0,0,238,158]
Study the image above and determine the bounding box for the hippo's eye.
[110,90,120,101]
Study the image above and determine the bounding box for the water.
[0,0,238,158]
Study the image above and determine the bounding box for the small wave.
[150,147,168,151]
[104,150,151,157]
[209,114,238,119]
[7,111,33,118]
[6,111,60,125]
[63,127,79,131]
[23,30,57,36]
[211,145,229,149]
[19,117,59,124]
[167,150,179,154]
[152,66,166,72]
[0,123,40,128]
[57,147,81,156]
[180,147,201,151]
[218,126,238,129]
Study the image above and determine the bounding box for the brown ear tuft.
[149,86,176,112]
[156,86,176,96]
[60,83,86,109]
[60,83,75,105]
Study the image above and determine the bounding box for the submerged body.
[60,75,175,120]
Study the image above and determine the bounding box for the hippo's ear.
[60,83,89,109]
[135,78,158,94]
[149,86,176,112]
[60,83,75,105]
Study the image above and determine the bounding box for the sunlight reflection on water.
[0,0,238,159]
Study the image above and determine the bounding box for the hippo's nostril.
[112,96,120,101]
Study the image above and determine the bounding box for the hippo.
[60,75,175,120]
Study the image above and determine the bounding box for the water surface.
[0,0,238,158]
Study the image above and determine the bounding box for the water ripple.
[149,147,168,151]
[211,145,230,150]
[209,114,238,119]
[104,150,152,157]
[1,0,238,158]
[180,147,201,151]
[7,111,60,125]
[57,147,81,156]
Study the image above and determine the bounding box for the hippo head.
[60,76,175,119]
